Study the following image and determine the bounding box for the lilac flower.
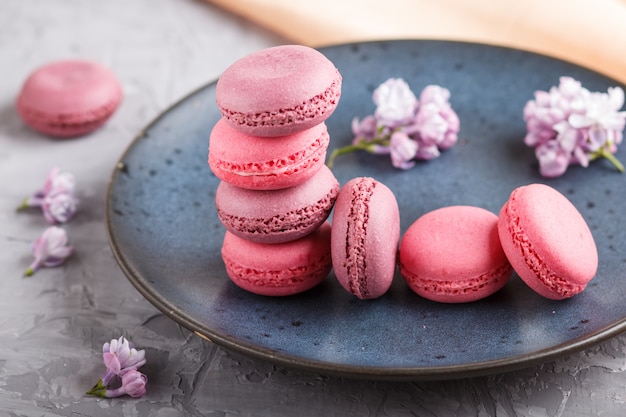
[25,226,73,276]
[390,131,418,169]
[535,140,571,177]
[101,336,147,385]
[327,78,460,169]
[372,78,418,127]
[88,369,148,399]
[107,369,148,398]
[416,85,460,150]
[351,115,389,154]
[524,76,625,177]
[17,167,78,223]
[103,337,147,371]
[87,336,148,399]
[42,190,78,224]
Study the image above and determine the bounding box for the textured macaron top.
[215,165,340,243]
[498,184,598,296]
[400,206,511,285]
[216,45,342,136]
[331,177,400,300]
[16,59,123,136]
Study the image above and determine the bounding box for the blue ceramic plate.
[106,40,626,380]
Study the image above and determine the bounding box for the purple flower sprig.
[25,226,73,277]
[524,76,626,177]
[17,167,78,224]
[327,78,460,169]
[87,336,147,399]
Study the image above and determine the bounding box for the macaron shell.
[208,118,329,190]
[399,206,512,303]
[216,45,341,137]
[221,222,332,296]
[215,165,339,243]
[498,183,598,300]
[16,60,123,138]
[331,177,400,300]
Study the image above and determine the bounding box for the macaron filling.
[18,101,120,134]
[220,78,341,131]
[222,252,332,290]
[217,188,338,237]
[501,190,586,298]
[342,178,375,298]
[209,132,329,177]
[400,263,512,298]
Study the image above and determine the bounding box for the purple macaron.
[330,177,400,300]
[215,45,342,137]
[215,165,339,244]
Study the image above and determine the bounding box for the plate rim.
[105,39,626,380]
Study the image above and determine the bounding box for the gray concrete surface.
[1,1,625,415]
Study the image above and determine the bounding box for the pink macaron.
[497,183,598,300]
[221,222,332,296]
[330,177,400,300]
[215,45,342,137]
[16,59,123,138]
[208,117,329,190]
[215,165,339,244]
[399,206,512,303]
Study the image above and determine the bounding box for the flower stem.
[327,138,390,168]
[601,148,625,173]
[327,144,368,168]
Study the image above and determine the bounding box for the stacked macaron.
[208,45,342,296]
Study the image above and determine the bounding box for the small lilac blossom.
[42,190,78,224]
[415,143,441,160]
[88,369,148,399]
[418,85,460,149]
[372,78,418,127]
[18,167,76,209]
[105,369,148,398]
[351,115,378,142]
[25,226,73,276]
[535,141,570,178]
[389,131,418,169]
[569,87,626,148]
[101,336,147,385]
[87,336,148,398]
[17,167,79,222]
[327,78,460,169]
[41,167,76,195]
[351,115,389,154]
[524,76,625,177]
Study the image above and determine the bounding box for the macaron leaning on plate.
[330,177,400,300]
[215,44,342,137]
[16,59,123,138]
[399,205,512,303]
[215,165,340,244]
[497,183,598,300]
